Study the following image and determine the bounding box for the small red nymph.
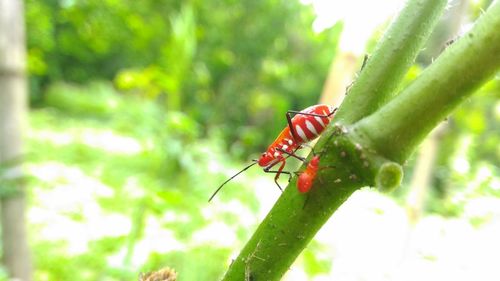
[209,105,336,202]
[297,155,321,193]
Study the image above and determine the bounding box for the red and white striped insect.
[297,155,321,193]
[208,104,337,202]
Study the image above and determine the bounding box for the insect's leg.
[287,108,338,120]
[266,170,293,183]
[264,159,288,191]
[275,148,306,162]
[274,160,287,190]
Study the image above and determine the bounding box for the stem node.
[375,162,404,193]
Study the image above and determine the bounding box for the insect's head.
[258,150,280,167]
[310,155,321,166]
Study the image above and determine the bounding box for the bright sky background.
[302,0,407,54]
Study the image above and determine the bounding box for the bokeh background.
[0,0,499,280]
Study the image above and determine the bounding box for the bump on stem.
[375,162,404,193]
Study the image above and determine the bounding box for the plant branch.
[220,0,450,280]
[221,130,378,281]
[220,1,500,280]
[337,0,448,125]
[354,0,500,163]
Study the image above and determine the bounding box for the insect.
[208,104,337,202]
[296,155,321,193]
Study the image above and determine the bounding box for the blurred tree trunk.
[0,0,33,280]
[405,0,469,223]
[319,52,359,106]
[406,126,444,224]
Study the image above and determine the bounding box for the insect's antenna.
[208,161,258,202]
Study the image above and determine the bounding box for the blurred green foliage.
[29,82,264,280]
[21,0,500,280]
[27,0,342,156]
[28,81,344,280]
[428,80,500,217]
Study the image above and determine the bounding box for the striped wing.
[291,104,334,143]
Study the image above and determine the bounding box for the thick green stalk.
[354,1,500,163]
[221,0,449,280]
[337,0,448,124]
[221,129,382,281]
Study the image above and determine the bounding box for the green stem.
[221,130,377,281]
[221,0,449,280]
[354,1,500,163]
[337,0,448,124]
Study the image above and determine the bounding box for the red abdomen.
[259,104,336,168]
[297,155,320,193]
[298,173,314,193]
[291,104,335,144]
